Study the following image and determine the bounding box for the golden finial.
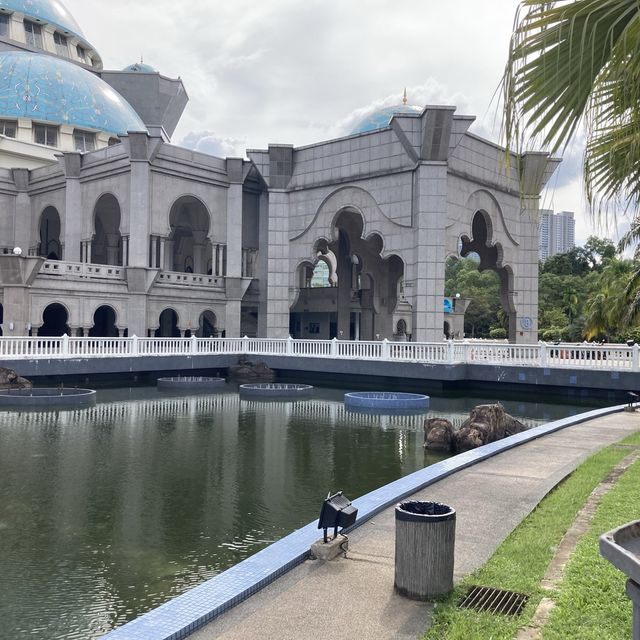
[402,87,408,105]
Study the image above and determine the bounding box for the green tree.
[503,0,640,216]
[583,258,634,340]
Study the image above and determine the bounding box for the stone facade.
[0,105,558,342]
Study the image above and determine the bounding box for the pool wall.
[6,354,636,397]
[101,402,628,640]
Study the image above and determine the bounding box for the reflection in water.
[0,387,587,639]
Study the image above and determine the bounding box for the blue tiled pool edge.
[101,403,628,640]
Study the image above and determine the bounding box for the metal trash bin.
[394,500,456,600]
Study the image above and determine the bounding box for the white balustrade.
[0,336,637,372]
[41,260,125,281]
[157,271,225,289]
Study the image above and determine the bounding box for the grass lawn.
[541,448,640,639]
[423,431,640,640]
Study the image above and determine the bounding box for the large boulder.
[0,367,32,389]
[454,403,525,452]
[228,358,275,382]
[423,417,455,451]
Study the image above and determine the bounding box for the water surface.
[0,385,592,639]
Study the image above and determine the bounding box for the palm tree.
[582,258,633,339]
[502,0,640,218]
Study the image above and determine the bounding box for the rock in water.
[0,367,32,389]
[454,403,525,452]
[228,358,275,381]
[423,417,455,451]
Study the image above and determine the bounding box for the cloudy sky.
[64,0,610,244]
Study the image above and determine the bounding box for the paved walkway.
[191,411,640,640]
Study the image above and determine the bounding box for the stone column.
[264,190,290,338]
[514,153,562,343]
[127,133,152,268]
[11,169,31,253]
[60,153,83,262]
[412,162,447,342]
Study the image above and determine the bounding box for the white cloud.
[63,0,588,220]
[179,132,246,158]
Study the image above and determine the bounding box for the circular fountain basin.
[0,388,96,409]
[239,383,314,399]
[157,376,226,392]
[344,391,430,412]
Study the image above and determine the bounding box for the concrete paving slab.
[191,412,640,640]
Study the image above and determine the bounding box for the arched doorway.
[155,309,180,337]
[39,206,62,259]
[459,211,515,339]
[92,194,122,265]
[40,303,70,336]
[198,310,218,337]
[168,196,211,274]
[89,306,118,337]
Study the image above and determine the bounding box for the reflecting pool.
[0,385,593,639]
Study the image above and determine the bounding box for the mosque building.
[0,0,558,342]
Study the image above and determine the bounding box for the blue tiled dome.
[0,0,85,38]
[351,104,423,134]
[0,52,147,136]
[123,62,157,73]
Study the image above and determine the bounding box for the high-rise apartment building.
[539,210,575,260]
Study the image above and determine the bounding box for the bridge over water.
[0,336,636,396]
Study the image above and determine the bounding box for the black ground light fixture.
[318,491,358,543]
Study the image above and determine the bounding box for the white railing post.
[131,334,138,356]
[286,335,293,356]
[539,340,548,368]
[633,344,640,372]
[331,337,338,358]
[242,335,249,355]
[382,338,390,360]
[448,339,454,364]
[62,333,69,357]
[191,334,197,355]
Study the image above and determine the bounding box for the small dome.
[0,52,147,136]
[123,62,157,73]
[351,104,423,134]
[0,0,85,38]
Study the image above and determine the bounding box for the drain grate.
[459,585,529,616]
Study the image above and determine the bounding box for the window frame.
[53,31,68,57]
[33,123,58,147]
[0,119,17,138]
[23,20,43,49]
[0,13,9,38]
[73,129,96,153]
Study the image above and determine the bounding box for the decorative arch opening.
[155,308,179,337]
[40,303,70,337]
[198,310,218,337]
[290,207,404,340]
[92,194,122,266]
[457,210,514,339]
[168,196,211,274]
[39,206,62,260]
[89,305,118,337]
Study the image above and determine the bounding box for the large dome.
[0,52,147,136]
[351,104,423,134]
[0,0,85,38]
